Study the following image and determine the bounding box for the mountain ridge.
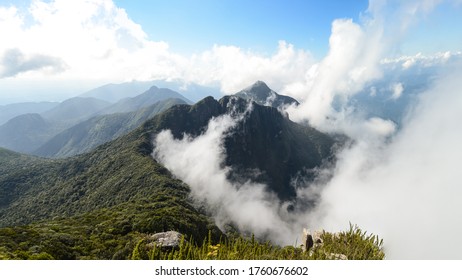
[34,98,187,158]
[101,86,192,114]
[0,101,59,125]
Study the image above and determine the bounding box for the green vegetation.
[130,225,384,260]
[309,225,385,260]
[0,220,384,260]
[0,101,223,259]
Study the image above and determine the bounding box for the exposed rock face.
[148,94,337,201]
[302,228,324,251]
[146,231,183,251]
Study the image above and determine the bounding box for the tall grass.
[131,224,385,260]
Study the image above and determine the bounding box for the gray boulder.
[146,231,183,251]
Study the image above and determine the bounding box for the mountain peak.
[147,85,159,91]
[249,80,270,90]
[235,81,299,108]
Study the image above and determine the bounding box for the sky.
[0,0,461,104]
[112,0,369,57]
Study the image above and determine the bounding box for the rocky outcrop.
[146,231,183,251]
[301,228,348,260]
[302,228,324,251]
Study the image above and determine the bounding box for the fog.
[312,67,462,259]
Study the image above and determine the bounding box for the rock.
[302,228,324,251]
[146,231,183,251]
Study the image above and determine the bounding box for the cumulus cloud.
[0,48,67,78]
[185,41,314,94]
[283,15,384,133]
[0,0,315,101]
[282,0,461,136]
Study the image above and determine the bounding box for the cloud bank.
[312,66,462,259]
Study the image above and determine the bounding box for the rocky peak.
[235,81,299,108]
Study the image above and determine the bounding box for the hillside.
[41,97,111,125]
[34,98,187,158]
[0,124,220,259]
[0,113,59,153]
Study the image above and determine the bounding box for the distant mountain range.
[41,97,111,126]
[79,80,221,103]
[0,101,59,125]
[0,86,192,154]
[100,86,192,114]
[0,97,110,153]
[79,80,159,103]
[34,98,187,158]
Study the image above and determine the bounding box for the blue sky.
[112,0,369,58]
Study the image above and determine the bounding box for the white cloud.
[284,16,384,132]
[185,41,314,94]
[382,51,461,70]
[281,1,461,138]
[364,117,396,136]
[312,66,462,259]
[0,0,315,102]
[0,48,67,78]
[391,82,403,99]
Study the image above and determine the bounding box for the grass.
[131,224,385,260]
